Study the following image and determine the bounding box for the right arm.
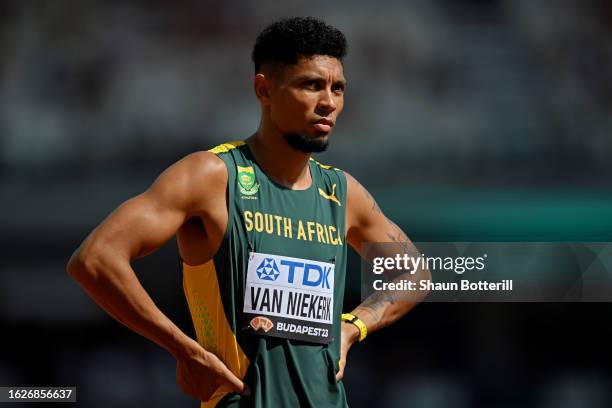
[67,151,248,400]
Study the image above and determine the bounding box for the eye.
[303,80,318,90]
[332,83,346,94]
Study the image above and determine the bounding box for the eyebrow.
[294,74,347,86]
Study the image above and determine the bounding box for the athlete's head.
[252,17,348,153]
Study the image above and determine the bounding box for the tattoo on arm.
[361,184,381,214]
[385,218,418,257]
[351,182,426,330]
[356,291,396,324]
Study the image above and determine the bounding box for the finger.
[336,359,346,381]
[222,368,251,396]
[233,381,251,397]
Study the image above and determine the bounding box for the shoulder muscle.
[146,151,227,217]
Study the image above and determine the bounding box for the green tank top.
[181,140,349,408]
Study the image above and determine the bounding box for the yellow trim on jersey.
[208,140,246,154]
[208,143,342,173]
[182,261,250,408]
[309,157,342,171]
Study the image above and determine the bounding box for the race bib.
[243,252,334,344]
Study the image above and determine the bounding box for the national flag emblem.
[237,165,259,195]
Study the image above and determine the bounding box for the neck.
[246,120,312,190]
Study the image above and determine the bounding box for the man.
[67,17,429,407]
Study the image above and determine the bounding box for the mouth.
[312,118,334,133]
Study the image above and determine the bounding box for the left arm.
[336,172,430,380]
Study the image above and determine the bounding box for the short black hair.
[252,17,347,73]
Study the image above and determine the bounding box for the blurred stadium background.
[1,0,612,407]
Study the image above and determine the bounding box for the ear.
[253,73,272,106]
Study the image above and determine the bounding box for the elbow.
[67,245,103,284]
[66,249,87,281]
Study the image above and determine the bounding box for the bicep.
[85,191,186,262]
[80,152,223,262]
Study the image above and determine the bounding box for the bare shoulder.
[146,150,228,214]
[162,150,226,186]
[344,170,388,239]
[344,171,380,214]
[343,171,361,201]
[344,170,358,187]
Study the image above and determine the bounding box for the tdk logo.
[256,258,281,281]
[255,257,331,288]
[280,260,331,289]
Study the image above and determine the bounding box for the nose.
[317,88,337,115]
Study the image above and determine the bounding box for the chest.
[236,184,342,258]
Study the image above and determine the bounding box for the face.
[257,55,346,152]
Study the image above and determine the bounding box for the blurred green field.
[379,186,612,241]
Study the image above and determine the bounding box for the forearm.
[67,248,196,359]
[351,267,430,334]
[350,290,420,335]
